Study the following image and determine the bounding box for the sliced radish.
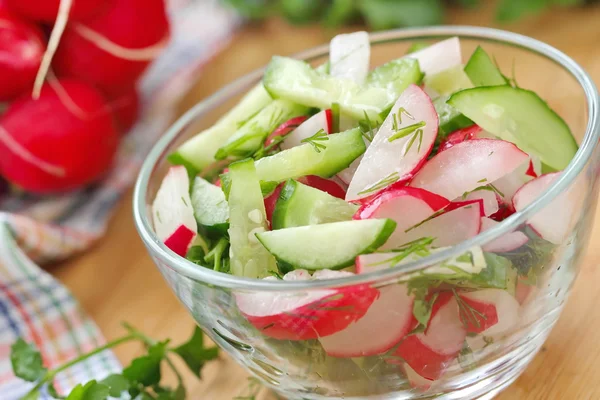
[494,155,541,205]
[152,166,197,257]
[383,200,482,249]
[236,269,379,340]
[405,37,461,76]
[459,189,499,217]
[346,84,438,201]
[280,110,332,150]
[298,175,346,199]
[330,31,370,84]
[438,125,494,152]
[390,292,466,380]
[458,289,520,337]
[263,182,285,227]
[402,363,433,390]
[480,217,528,253]
[410,139,529,201]
[515,277,535,305]
[513,172,578,244]
[319,283,413,357]
[264,115,307,146]
[353,187,449,250]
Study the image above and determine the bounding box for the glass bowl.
[133,26,600,399]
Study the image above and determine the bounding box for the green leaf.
[496,0,548,22]
[412,291,439,326]
[99,374,130,397]
[155,385,186,400]
[123,341,169,386]
[21,391,40,400]
[65,381,110,400]
[358,0,444,30]
[48,382,65,399]
[186,246,208,265]
[172,327,219,378]
[10,338,47,382]
[473,253,511,289]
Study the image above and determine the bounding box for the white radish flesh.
[459,289,520,337]
[330,31,370,85]
[493,155,540,205]
[152,166,197,257]
[405,37,461,76]
[319,283,414,357]
[480,217,528,253]
[410,139,529,201]
[280,109,332,150]
[346,84,438,201]
[459,189,499,217]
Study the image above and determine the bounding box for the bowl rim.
[133,25,600,291]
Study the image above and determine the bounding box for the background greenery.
[222,0,597,30]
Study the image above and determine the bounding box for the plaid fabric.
[0,1,240,398]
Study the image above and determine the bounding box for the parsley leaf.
[10,338,47,382]
[123,341,169,386]
[99,374,130,397]
[65,381,109,400]
[172,327,220,377]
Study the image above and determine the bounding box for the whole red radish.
[107,86,139,133]
[53,0,169,95]
[0,10,46,101]
[6,0,112,22]
[0,79,119,193]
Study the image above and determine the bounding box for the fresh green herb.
[181,196,189,207]
[462,182,505,199]
[477,178,488,183]
[300,129,329,153]
[453,289,487,330]
[331,102,341,133]
[204,237,230,272]
[357,172,400,196]
[404,208,445,233]
[457,341,476,371]
[412,291,439,326]
[389,121,425,143]
[483,336,494,348]
[10,324,219,400]
[155,210,162,224]
[372,237,434,267]
[500,228,555,277]
[359,110,378,142]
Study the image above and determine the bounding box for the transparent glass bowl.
[133,27,600,399]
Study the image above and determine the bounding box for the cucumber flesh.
[433,96,474,138]
[272,180,359,229]
[190,177,229,235]
[256,219,397,271]
[171,84,272,171]
[227,159,277,278]
[448,86,578,170]
[255,128,366,182]
[216,99,308,160]
[264,56,421,122]
[365,58,423,96]
[464,46,508,87]
[424,65,473,96]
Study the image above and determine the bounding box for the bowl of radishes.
[134,27,600,399]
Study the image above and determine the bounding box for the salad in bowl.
[135,28,599,399]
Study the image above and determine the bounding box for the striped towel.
[0,1,240,398]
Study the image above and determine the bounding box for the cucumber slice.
[272,180,359,229]
[256,219,397,271]
[255,128,366,182]
[264,56,421,122]
[215,99,308,160]
[433,96,473,137]
[424,65,473,96]
[171,84,272,171]
[190,177,229,235]
[227,159,277,278]
[365,58,423,95]
[448,86,578,170]
[464,46,508,87]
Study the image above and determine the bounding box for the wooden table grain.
[53,4,600,400]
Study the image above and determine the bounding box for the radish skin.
[480,217,528,253]
[0,79,118,193]
[5,0,111,22]
[53,0,169,95]
[107,86,139,133]
[0,10,46,100]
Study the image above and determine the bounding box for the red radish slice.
[406,37,461,76]
[280,109,332,150]
[390,292,466,380]
[346,84,438,201]
[480,217,528,253]
[459,189,499,217]
[459,289,520,337]
[298,175,346,199]
[6,0,111,22]
[438,125,494,152]
[354,187,449,249]
[513,172,578,244]
[236,269,379,340]
[263,182,285,227]
[410,139,529,201]
[494,155,541,205]
[0,79,118,193]
[330,31,370,84]
[53,0,169,95]
[319,283,413,357]
[0,11,46,101]
[402,363,433,390]
[264,115,308,146]
[386,200,482,249]
[152,166,197,257]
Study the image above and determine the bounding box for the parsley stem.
[23,333,140,397]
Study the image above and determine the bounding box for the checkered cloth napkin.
[0,1,239,398]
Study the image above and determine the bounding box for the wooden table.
[53,4,600,399]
